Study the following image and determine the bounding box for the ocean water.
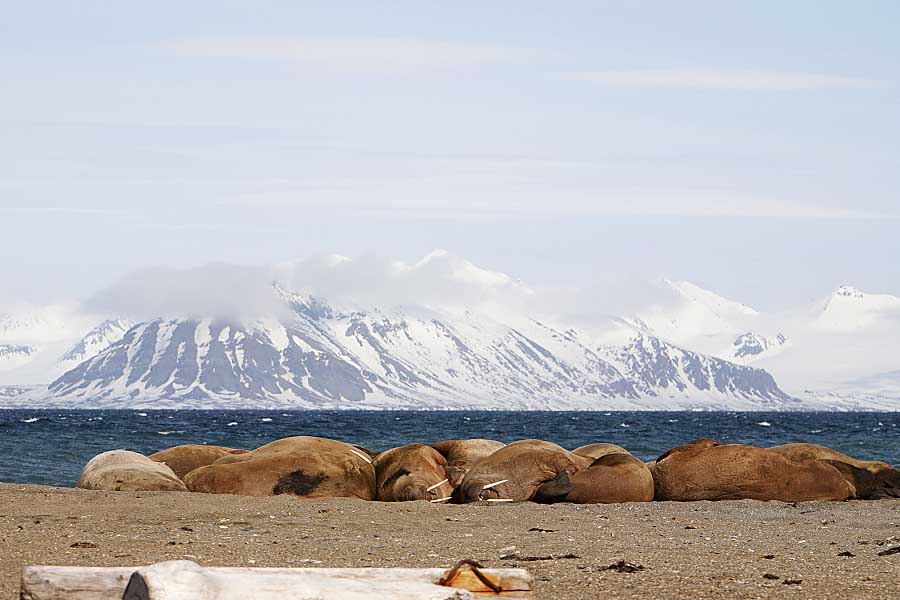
[1,410,897,487]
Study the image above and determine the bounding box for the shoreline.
[2,484,898,599]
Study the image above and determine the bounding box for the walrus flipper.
[821,460,875,499]
[533,471,572,504]
[873,468,900,499]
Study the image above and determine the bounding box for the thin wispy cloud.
[160,36,540,69]
[0,206,130,216]
[571,69,884,91]
[230,186,891,220]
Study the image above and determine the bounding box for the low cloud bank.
[82,250,687,327]
[84,263,287,323]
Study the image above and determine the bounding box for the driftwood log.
[21,560,534,600]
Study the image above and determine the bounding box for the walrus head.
[374,444,453,502]
[431,439,506,488]
[455,440,589,503]
[455,475,516,503]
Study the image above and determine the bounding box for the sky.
[2,1,899,310]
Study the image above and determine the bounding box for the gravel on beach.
[1,483,898,599]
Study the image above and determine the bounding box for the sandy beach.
[1,484,898,599]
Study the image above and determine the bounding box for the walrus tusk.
[481,479,508,490]
[426,479,449,492]
[348,448,373,464]
[430,496,452,503]
[486,498,514,502]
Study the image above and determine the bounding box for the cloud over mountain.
[84,263,287,323]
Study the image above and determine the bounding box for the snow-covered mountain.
[0,343,35,365]
[625,279,788,364]
[0,305,70,342]
[59,319,133,365]
[731,332,789,360]
[0,305,131,384]
[2,253,899,410]
[43,293,793,409]
[814,285,900,332]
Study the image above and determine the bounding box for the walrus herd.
[77,437,900,504]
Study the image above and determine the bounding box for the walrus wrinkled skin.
[768,443,900,499]
[430,439,506,487]
[563,449,655,504]
[651,439,855,502]
[183,436,375,499]
[455,440,592,503]
[149,445,248,479]
[373,443,453,502]
[78,450,188,492]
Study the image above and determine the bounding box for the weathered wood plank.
[21,567,133,600]
[22,561,533,600]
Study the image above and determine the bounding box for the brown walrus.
[562,446,655,503]
[455,440,592,503]
[430,439,506,487]
[183,436,375,499]
[78,450,187,492]
[373,443,454,502]
[149,445,249,479]
[768,443,900,499]
[650,439,855,502]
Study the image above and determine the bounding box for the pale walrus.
[455,440,592,503]
[149,445,249,479]
[650,439,855,502]
[78,449,188,492]
[768,443,900,499]
[373,443,454,502]
[182,436,375,499]
[430,439,506,487]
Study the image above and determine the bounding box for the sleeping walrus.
[78,450,188,492]
[455,440,592,503]
[562,447,655,503]
[768,443,900,499]
[650,439,855,502]
[149,445,249,479]
[373,443,454,502]
[183,436,375,499]
[430,439,506,487]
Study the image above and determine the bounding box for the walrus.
[183,436,375,499]
[455,440,592,503]
[149,445,249,479]
[78,450,187,492]
[373,443,454,502]
[651,439,855,502]
[430,439,506,487]
[768,443,900,499]
[560,446,655,503]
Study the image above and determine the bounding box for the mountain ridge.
[38,287,796,409]
[2,254,899,410]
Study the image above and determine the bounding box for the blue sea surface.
[0,410,897,487]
